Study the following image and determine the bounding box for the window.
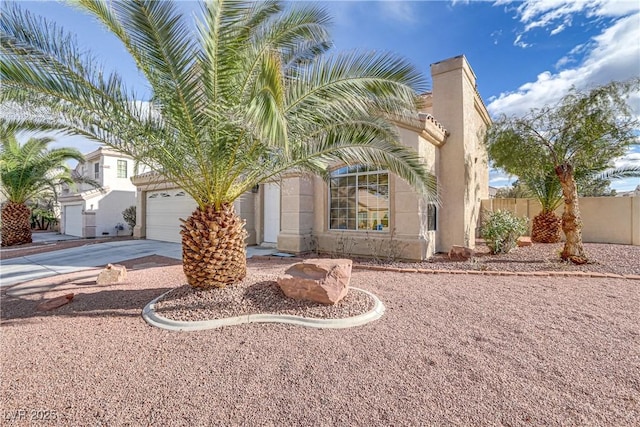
[427,203,437,231]
[329,166,389,232]
[94,162,100,179]
[117,160,128,178]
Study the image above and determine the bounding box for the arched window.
[329,166,389,232]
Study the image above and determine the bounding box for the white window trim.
[117,159,128,178]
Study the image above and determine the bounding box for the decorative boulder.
[96,263,127,285]
[36,293,74,312]
[277,258,352,305]
[448,245,474,260]
[517,236,533,247]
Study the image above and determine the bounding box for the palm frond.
[1,0,435,210]
[595,165,640,181]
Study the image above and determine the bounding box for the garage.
[145,190,198,243]
[64,204,84,237]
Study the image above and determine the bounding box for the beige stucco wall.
[481,196,640,245]
[277,55,490,260]
[278,175,314,252]
[286,127,440,261]
[431,55,490,252]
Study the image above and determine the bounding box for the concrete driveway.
[0,240,275,287]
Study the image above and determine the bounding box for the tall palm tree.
[0,132,85,246]
[1,1,436,289]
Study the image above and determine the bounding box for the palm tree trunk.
[555,164,587,264]
[1,201,33,246]
[180,203,248,289]
[531,210,562,243]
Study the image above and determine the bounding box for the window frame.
[327,166,390,233]
[117,159,128,178]
[94,162,100,179]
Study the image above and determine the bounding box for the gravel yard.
[2,248,639,426]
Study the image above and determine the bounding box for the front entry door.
[263,183,280,244]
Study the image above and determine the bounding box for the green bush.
[122,205,136,231]
[481,210,528,254]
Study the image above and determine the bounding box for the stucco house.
[59,147,138,238]
[131,55,491,260]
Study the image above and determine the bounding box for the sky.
[8,0,640,192]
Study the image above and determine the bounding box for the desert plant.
[481,210,528,255]
[384,228,409,262]
[122,205,136,231]
[334,232,357,258]
[364,231,385,263]
[303,234,319,257]
[364,228,408,263]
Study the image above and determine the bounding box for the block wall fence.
[480,196,640,246]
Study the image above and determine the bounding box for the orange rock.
[277,259,352,305]
[448,245,474,260]
[36,293,74,312]
[516,237,532,247]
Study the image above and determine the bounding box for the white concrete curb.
[142,287,385,332]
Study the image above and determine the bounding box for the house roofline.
[59,186,110,202]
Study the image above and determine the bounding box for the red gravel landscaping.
[1,250,639,426]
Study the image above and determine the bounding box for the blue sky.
[10,0,640,192]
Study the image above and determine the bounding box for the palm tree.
[1,1,436,288]
[526,172,563,243]
[527,164,640,243]
[0,132,85,246]
[485,80,639,264]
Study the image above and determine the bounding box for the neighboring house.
[58,147,138,238]
[488,186,499,198]
[132,55,491,260]
[618,185,640,197]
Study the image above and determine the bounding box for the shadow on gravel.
[0,286,173,325]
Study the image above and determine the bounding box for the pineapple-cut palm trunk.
[531,210,562,243]
[555,164,587,264]
[180,203,248,289]
[1,201,32,247]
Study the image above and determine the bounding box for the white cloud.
[549,23,566,36]
[494,0,640,48]
[489,169,515,186]
[614,151,640,169]
[513,34,531,48]
[377,1,418,25]
[496,0,639,28]
[487,13,640,117]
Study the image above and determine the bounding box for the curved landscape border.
[142,287,385,332]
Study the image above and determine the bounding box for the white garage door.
[146,190,198,243]
[64,204,84,237]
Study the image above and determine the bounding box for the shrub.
[122,205,136,231]
[481,210,528,254]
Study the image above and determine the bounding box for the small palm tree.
[526,172,563,243]
[0,132,85,246]
[508,164,640,244]
[1,1,436,288]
